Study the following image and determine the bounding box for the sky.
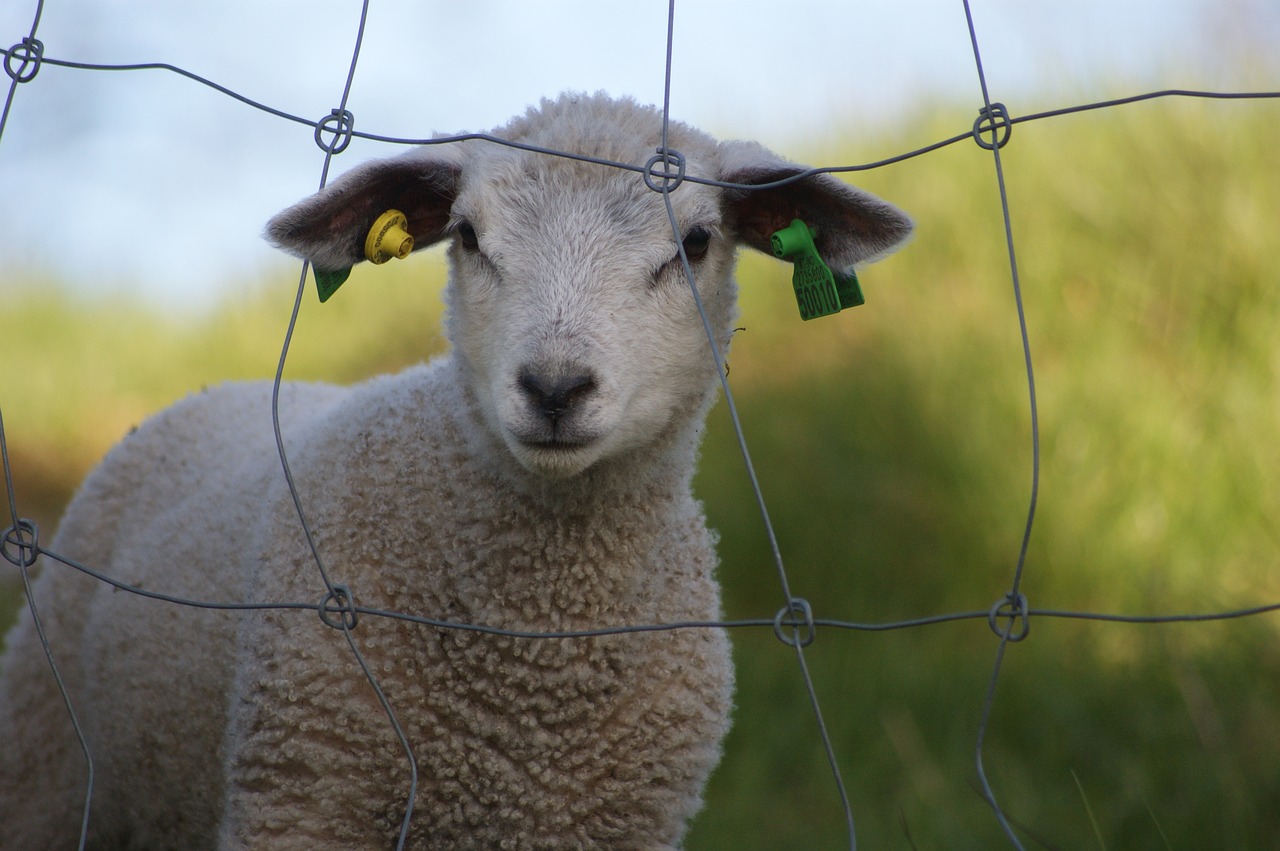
[1,0,1276,312]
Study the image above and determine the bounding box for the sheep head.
[267,93,912,480]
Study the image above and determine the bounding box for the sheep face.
[444,150,736,479]
[265,92,914,481]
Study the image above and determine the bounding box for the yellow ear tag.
[364,209,414,264]
[314,210,414,303]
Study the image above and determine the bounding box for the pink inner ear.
[736,209,800,254]
[340,162,462,257]
[720,167,804,251]
[402,193,458,248]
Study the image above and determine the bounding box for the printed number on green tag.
[770,219,864,320]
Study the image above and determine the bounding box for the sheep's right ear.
[717,140,913,273]
[265,147,463,274]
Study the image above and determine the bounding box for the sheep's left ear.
[717,140,913,272]
[265,146,463,275]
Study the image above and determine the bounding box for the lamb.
[0,92,912,849]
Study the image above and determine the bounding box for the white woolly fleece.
[0,91,911,849]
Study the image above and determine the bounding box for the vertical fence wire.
[653,0,857,844]
[0,413,93,851]
[266,2,420,845]
[0,0,41,144]
[962,2,1038,846]
[1,3,94,848]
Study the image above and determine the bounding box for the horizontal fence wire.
[2,1,1280,849]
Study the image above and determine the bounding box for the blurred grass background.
[2,97,1279,847]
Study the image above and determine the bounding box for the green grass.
[3,96,1279,847]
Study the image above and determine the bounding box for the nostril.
[517,370,543,399]
[518,368,597,423]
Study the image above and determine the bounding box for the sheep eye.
[456,221,480,251]
[682,227,712,261]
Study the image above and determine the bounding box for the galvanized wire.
[265,2,419,847]
[962,1,1038,846]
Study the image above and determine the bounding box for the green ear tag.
[835,268,865,309]
[770,219,863,320]
[314,267,352,303]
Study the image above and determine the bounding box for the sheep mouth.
[509,432,605,477]
[510,425,606,462]
[516,436,595,452]
[509,421,602,452]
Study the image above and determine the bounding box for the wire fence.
[3,1,1280,848]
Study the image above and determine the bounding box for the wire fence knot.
[4,37,43,84]
[988,591,1030,642]
[643,147,686,193]
[773,596,817,648]
[313,108,355,155]
[318,583,358,630]
[973,102,1013,151]
[1,519,39,568]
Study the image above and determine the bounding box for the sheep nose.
[517,368,597,424]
